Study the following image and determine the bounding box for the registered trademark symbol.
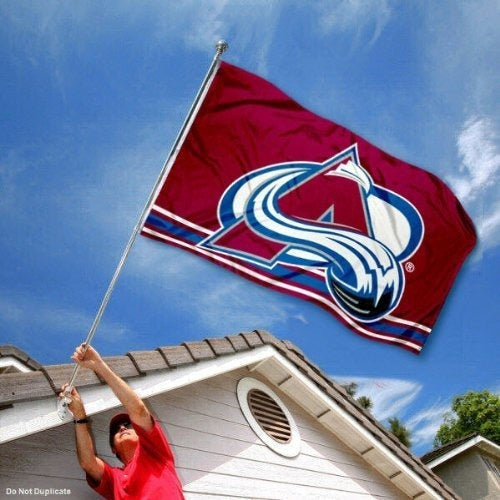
[405,262,415,273]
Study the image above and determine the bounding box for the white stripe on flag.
[142,226,423,352]
[151,205,213,235]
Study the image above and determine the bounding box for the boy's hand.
[71,343,104,372]
[59,384,86,420]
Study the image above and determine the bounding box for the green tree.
[342,382,358,397]
[357,395,373,412]
[434,390,500,447]
[388,417,412,447]
[341,382,373,413]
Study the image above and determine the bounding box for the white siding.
[155,368,407,499]
[0,425,99,498]
[0,368,407,499]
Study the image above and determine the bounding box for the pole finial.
[216,40,228,56]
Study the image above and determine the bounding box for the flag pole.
[57,40,229,420]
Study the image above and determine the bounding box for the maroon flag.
[142,62,476,353]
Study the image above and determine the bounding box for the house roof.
[422,433,500,468]
[0,330,457,499]
[0,344,42,372]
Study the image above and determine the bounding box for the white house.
[0,331,457,499]
[422,434,500,499]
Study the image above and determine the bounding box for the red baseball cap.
[108,413,130,448]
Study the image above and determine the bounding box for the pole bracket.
[56,385,74,420]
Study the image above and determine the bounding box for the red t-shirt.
[87,419,184,499]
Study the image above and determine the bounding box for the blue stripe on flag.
[146,212,425,345]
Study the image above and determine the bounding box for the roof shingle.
[226,333,251,351]
[183,341,215,361]
[205,337,235,356]
[157,345,193,367]
[128,349,168,373]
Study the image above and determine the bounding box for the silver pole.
[58,40,228,419]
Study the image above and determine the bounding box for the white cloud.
[151,0,283,75]
[293,313,308,325]
[450,117,499,203]
[332,375,452,449]
[477,201,500,247]
[333,375,421,421]
[407,401,449,447]
[316,0,392,46]
[167,1,230,52]
[448,116,500,254]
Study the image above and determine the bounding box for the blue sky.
[1,1,498,457]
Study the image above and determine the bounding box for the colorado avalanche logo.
[201,144,424,322]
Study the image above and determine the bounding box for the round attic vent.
[247,388,291,443]
[237,377,300,457]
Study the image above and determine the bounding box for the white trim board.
[0,356,33,373]
[0,346,275,445]
[426,435,500,469]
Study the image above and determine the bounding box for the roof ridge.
[421,432,481,463]
[0,344,43,371]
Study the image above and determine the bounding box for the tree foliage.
[341,382,374,413]
[357,395,373,411]
[388,417,412,448]
[342,382,358,397]
[434,390,500,447]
